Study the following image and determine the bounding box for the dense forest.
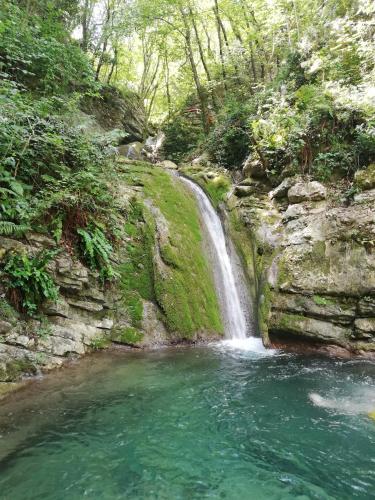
[0,0,374,334]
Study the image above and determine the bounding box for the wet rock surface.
[228,173,375,354]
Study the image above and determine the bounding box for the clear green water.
[0,344,374,500]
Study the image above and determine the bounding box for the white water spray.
[180,177,249,340]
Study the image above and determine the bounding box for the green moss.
[160,243,181,268]
[276,258,294,289]
[90,337,111,350]
[117,199,155,328]
[204,175,231,208]
[121,163,223,338]
[301,241,330,274]
[355,163,375,190]
[277,312,306,331]
[112,327,144,346]
[313,295,335,306]
[0,298,19,325]
[259,283,272,346]
[0,359,38,382]
[179,166,231,208]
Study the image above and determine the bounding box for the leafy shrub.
[163,113,204,162]
[0,1,96,94]
[312,149,355,181]
[206,117,249,169]
[3,250,59,316]
[77,226,117,282]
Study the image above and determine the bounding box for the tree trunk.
[189,6,219,111]
[213,2,227,91]
[180,8,211,135]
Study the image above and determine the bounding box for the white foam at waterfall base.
[221,337,277,355]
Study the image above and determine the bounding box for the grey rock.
[358,297,375,317]
[269,177,296,200]
[43,297,71,318]
[354,318,375,335]
[82,85,147,143]
[288,181,326,203]
[270,312,351,345]
[355,164,375,191]
[0,320,12,335]
[354,188,375,204]
[271,293,356,325]
[283,204,306,221]
[234,185,256,198]
[117,141,144,160]
[243,157,267,179]
[67,298,104,313]
[158,160,178,170]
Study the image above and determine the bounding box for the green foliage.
[90,337,111,350]
[0,1,96,94]
[163,111,204,163]
[77,226,117,282]
[3,250,59,316]
[112,326,144,346]
[0,297,18,324]
[0,221,29,237]
[313,295,335,306]
[206,98,252,169]
[118,199,155,327]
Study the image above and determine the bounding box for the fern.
[77,226,118,282]
[0,221,29,237]
[3,250,59,316]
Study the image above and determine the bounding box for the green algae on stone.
[0,359,38,382]
[111,327,144,346]
[179,166,231,208]
[355,163,375,191]
[119,163,223,339]
[313,295,335,306]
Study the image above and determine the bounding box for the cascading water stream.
[179,176,250,341]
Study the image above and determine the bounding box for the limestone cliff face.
[81,85,148,144]
[227,167,375,356]
[180,161,374,356]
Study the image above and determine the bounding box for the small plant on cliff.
[3,250,59,316]
[77,226,117,282]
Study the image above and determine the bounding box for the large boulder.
[158,160,178,170]
[355,164,375,191]
[288,181,326,203]
[269,177,297,200]
[234,185,256,198]
[82,85,147,144]
[243,157,267,179]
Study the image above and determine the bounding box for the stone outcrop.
[82,85,147,144]
[355,164,375,191]
[226,173,375,356]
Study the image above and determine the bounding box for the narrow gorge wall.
[182,163,375,357]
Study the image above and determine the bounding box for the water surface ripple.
[0,345,374,499]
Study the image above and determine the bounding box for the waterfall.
[180,177,252,340]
